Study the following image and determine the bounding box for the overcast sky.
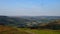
[0,0,60,16]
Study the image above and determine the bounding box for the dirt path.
[25,30,35,34]
[17,28,35,34]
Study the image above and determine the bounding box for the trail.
[25,30,35,34]
[17,28,35,34]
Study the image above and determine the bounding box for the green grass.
[0,26,60,34]
[18,28,60,34]
[0,26,31,34]
[29,30,60,34]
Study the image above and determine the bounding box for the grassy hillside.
[29,29,60,34]
[18,28,60,34]
[0,26,60,34]
[0,16,60,34]
[0,26,31,34]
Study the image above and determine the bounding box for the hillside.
[0,25,31,34]
[0,16,60,30]
[0,16,30,26]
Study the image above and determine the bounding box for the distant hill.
[0,16,30,26]
[0,16,60,30]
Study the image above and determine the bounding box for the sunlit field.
[29,29,60,34]
[0,26,60,34]
[0,26,31,34]
[18,28,60,34]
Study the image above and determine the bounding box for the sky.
[0,0,60,16]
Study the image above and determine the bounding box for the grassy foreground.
[29,29,60,34]
[0,26,31,34]
[0,26,60,34]
[18,28,60,34]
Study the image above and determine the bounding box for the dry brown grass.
[0,25,31,34]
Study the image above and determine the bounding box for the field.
[0,26,31,34]
[29,29,60,34]
[0,26,60,34]
[18,28,60,34]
